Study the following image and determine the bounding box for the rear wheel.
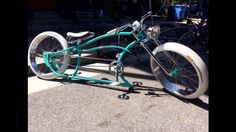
[150,42,208,99]
[28,31,70,80]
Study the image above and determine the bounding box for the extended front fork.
[140,41,181,77]
[130,30,180,77]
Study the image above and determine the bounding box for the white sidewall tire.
[28,31,70,80]
[151,42,208,99]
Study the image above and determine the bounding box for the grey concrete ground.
[28,52,209,132]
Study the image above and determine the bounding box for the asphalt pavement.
[28,52,209,132]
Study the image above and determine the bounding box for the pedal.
[132,81,143,86]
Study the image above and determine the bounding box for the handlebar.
[140,11,152,26]
[107,23,132,34]
[107,11,155,34]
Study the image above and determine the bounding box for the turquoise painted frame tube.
[43,31,141,88]
[78,32,132,48]
[117,40,139,62]
[47,32,134,56]
[82,45,131,53]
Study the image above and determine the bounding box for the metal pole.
[187,0,190,18]
[148,0,153,25]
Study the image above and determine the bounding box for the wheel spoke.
[35,53,43,57]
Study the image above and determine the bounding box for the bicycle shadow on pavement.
[116,84,172,100]
[171,93,209,111]
[49,77,170,99]
[78,66,157,81]
[49,77,208,110]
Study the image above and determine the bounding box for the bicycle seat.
[66,31,95,44]
[67,31,92,38]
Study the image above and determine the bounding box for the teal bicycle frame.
[43,31,145,89]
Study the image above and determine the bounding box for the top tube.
[78,32,132,48]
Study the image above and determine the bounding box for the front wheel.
[150,42,208,99]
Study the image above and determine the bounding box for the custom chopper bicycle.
[28,12,208,99]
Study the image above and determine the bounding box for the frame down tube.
[117,38,140,89]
